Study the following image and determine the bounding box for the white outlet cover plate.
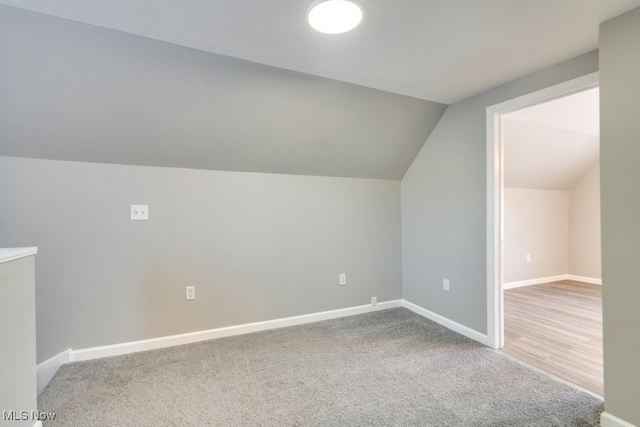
[131,205,149,221]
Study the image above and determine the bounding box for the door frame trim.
[485,72,599,349]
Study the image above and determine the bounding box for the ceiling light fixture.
[308,0,362,35]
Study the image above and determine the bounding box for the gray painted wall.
[569,165,601,280]
[503,188,569,284]
[0,255,37,426]
[0,157,402,362]
[401,51,598,334]
[0,5,446,181]
[600,7,640,425]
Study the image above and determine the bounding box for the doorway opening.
[486,72,602,395]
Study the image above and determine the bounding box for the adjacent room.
[1,2,639,426]
[500,88,603,396]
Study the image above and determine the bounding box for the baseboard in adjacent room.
[568,275,602,285]
[402,300,489,346]
[37,300,403,394]
[601,412,637,427]
[504,274,603,289]
[37,349,71,396]
[503,275,569,290]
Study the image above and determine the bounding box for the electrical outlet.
[526,253,531,262]
[371,296,377,307]
[185,286,195,300]
[443,279,450,291]
[339,273,346,286]
[131,205,149,221]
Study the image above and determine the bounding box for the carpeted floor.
[39,308,603,426]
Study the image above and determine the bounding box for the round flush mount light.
[308,0,363,34]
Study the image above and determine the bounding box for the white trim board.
[37,299,490,396]
[36,300,491,394]
[568,275,602,285]
[486,71,600,349]
[503,275,569,290]
[402,300,489,346]
[601,412,637,427]
[0,247,38,264]
[69,300,403,362]
[37,300,403,394]
[36,349,71,396]
[504,274,602,289]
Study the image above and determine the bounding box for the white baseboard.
[567,275,602,285]
[601,412,637,427]
[504,274,603,289]
[36,349,70,396]
[503,275,568,289]
[402,300,489,346]
[37,300,403,393]
[36,300,493,396]
[70,300,403,362]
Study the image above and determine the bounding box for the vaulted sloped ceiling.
[1,0,638,103]
[1,1,638,179]
[504,118,599,190]
[504,88,600,190]
[0,6,446,180]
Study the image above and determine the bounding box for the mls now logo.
[3,410,56,421]
[3,411,29,421]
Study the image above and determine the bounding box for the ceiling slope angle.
[503,118,600,191]
[503,88,600,190]
[506,87,600,137]
[0,6,447,180]
[0,0,638,103]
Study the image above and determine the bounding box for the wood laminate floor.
[501,280,603,396]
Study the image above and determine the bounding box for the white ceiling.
[504,89,600,190]
[507,88,600,136]
[1,0,638,104]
